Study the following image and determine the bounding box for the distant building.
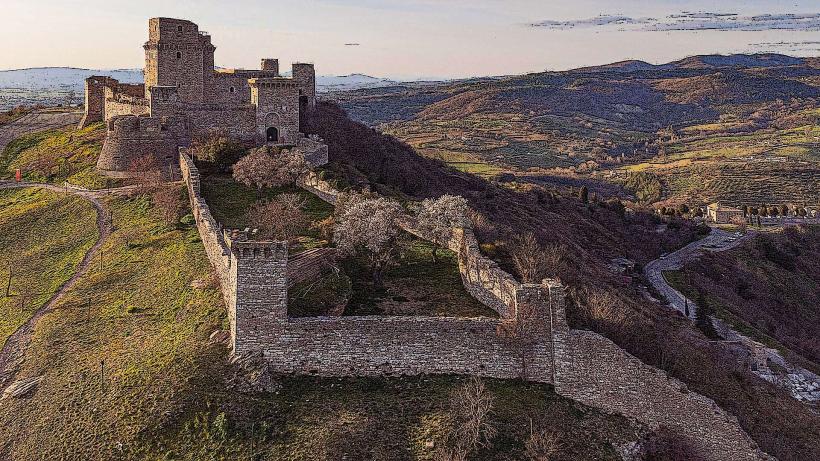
[706,202,744,224]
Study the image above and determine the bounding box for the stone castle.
[82,17,326,173]
[80,17,773,459]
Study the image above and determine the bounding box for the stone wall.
[554,330,769,460]
[237,312,553,381]
[177,131,771,460]
[179,151,236,327]
[103,86,150,121]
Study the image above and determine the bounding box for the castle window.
[176,51,182,59]
[229,87,235,93]
[177,25,183,32]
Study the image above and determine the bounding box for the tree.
[780,204,789,217]
[579,186,589,204]
[511,233,565,283]
[247,193,309,242]
[333,195,405,288]
[415,195,469,262]
[580,289,627,335]
[232,147,311,195]
[695,291,719,339]
[152,185,184,225]
[678,203,690,215]
[741,204,748,217]
[436,377,497,461]
[129,154,163,195]
[191,134,246,172]
[525,427,562,461]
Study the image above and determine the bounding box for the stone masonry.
[179,124,772,461]
[89,18,325,174]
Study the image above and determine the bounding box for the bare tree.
[415,195,469,262]
[524,426,562,461]
[247,193,310,242]
[497,294,540,379]
[333,194,405,288]
[511,233,566,283]
[152,185,184,225]
[580,288,627,334]
[436,377,497,461]
[232,147,311,195]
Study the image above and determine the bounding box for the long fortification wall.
[237,312,553,380]
[179,151,236,326]
[180,152,769,460]
[554,330,770,460]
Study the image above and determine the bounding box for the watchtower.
[229,240,289,353]
[143,17,215,103]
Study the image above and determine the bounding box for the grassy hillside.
[305,102,820,460]
[0,188,97,347]
[1,122,115,189]
[0,190,641,460]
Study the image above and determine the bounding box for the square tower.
[143,18,215,104]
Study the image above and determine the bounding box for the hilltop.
[328,53,820,209]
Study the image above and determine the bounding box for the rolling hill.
[328,53,820,209]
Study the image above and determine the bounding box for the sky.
[2,0,820,79]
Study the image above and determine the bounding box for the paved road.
[0,111,82,155]
[644,226,820,402]
[644,228,753,319]
[0,181,111,396]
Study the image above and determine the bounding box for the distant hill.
[0,67,396,98]
[0,67,143,91]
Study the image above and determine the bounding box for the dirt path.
[0,181,112,392]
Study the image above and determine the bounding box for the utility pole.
[100,359,106,395]
[5,263,12,297]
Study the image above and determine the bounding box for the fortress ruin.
[81,18,326,174]
[75,16,772,459]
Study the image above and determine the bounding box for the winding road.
[644,228,752,319]
[644,226,820,402]
[0,181,111,395]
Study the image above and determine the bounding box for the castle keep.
[83,18,325,173]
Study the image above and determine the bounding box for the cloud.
[527,15,652,30]
[650,13,820,32]
[528,11,820,32]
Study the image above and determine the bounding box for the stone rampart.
[180,151,770,460]
[554,330,770,460]
[179,151,234,316]
[237,313,553,381]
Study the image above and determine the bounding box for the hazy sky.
[2,0,820,78]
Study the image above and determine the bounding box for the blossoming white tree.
[414,194,469,262]
[333,194,405,288]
